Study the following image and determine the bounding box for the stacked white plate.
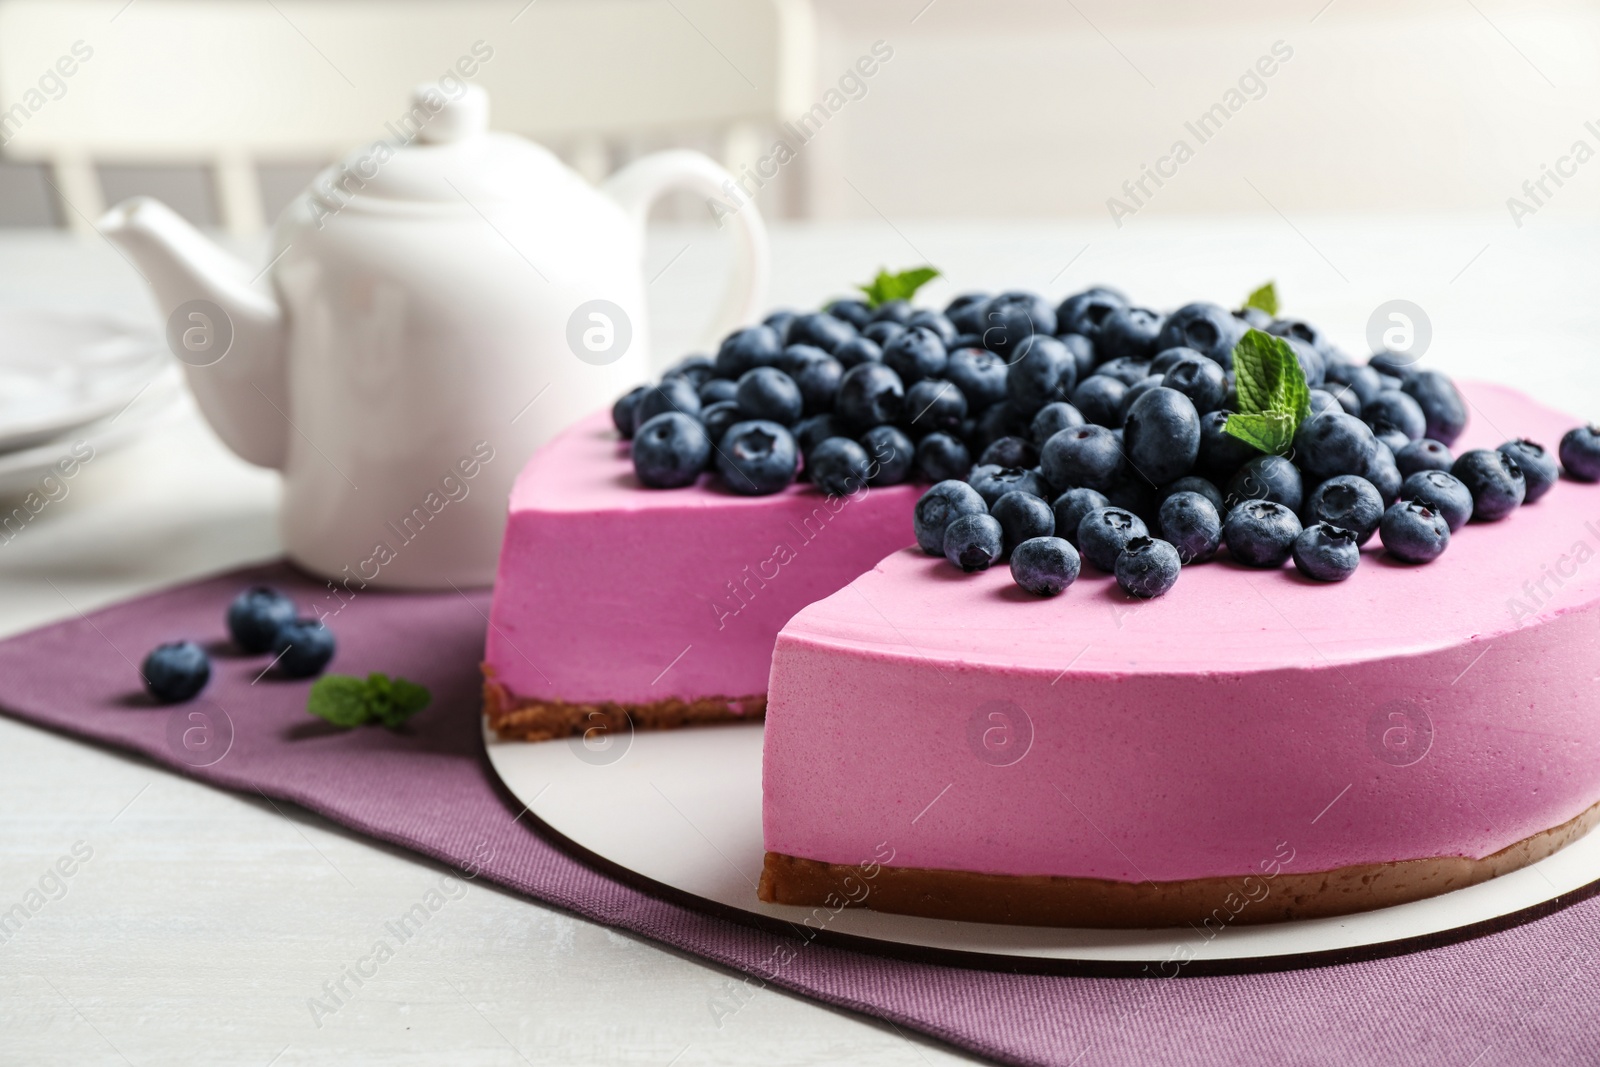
[0,308,184,497]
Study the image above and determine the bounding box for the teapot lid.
[307,84,580,214]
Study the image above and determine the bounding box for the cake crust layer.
[758,797,1600,928]
[483,668,764,742]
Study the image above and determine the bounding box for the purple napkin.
[1,562,1596,1067]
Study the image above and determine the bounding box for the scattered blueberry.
[716,420,798,495]
[1030,401,1086,446]
[1498,439,1558,503]
[735,367,803,425]
[824,298,874,329]
[1305,474,1385,545]
[905,378,967,433]
[991,491,1055,554]
[973,401,1031,452]
[227,586,298,653]
[1197,409,1260,480]
[945,347,1010,409]
[1307,389,1342,418]
[1005,335,1077,417]
[1095,356,1155,388]
[882,326,949,385]
[907,309,958,345]
[915,433,971,483]
[979,435,1038,470]
[1077,507,1148,572]
[1560,426,1600,482]
[700,400,743,450]
[835,362,905,430]
[1096,307,1165,362]
[1369,350,1417,381]
[1379,501,1450,563]
[664,354,715,389]
[1325,360,1384,405]
[945,292,992,335]
[1400,470,1473,532]
[1156,303,1243,367]
[834,335,884,369]
[793,413,840,459]
[1226,454,1303,513]
[786,311,856,353]
[698,377,738,406]
[943,513,1005,572]
[1292,523,1360,581]
[980,291,1057,358]
[914,480,988,555]
[632,412,710,488]
[1452,449,1526,521]
[861,425,915,486]
[1123,387,1200,485]
[1162,355,1228,414]
[1401,370,1468,446]
[1118,375,1165,426]
[1297,412,1379,482]
[1040,425,1125,492]
[1161,475,1225,518]
[632,377,701,433]
[1395,438,1454,479]
[1051,488,1110,548]
[1364,390,1426,442]
[1364,443,1404,507]
[808,436,874,496]
[715,325,783,378]
[1010,536,1081,596]
[142,641,211,703]
[1061,333,1096,381]
[870,299,914,325]
[1056,288,1127,340]
[1224,500,1303,568]
[612,385,647,439]
[1158,491,1223,564]
[967,464,1049,507]
[1115,536,1181,598]
[791,356,844,415]
[272,619,336,678]
[1070,374,1128,427]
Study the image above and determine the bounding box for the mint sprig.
[856,266,940,308]
[308,672,431,729]
[1242,280,1279,317]
[1223,329,1310,455]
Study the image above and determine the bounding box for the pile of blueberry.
[612,276,1600,600]
[139,586,336,703]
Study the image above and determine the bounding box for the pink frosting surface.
[764,382,1600,881]
[486,410,919,705]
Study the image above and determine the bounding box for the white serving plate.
[483,722,1600,974]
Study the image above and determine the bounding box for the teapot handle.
[601,150,770,360]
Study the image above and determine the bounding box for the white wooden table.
[0,215,1596,1066]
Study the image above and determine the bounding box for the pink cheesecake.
[760,382,1600,927]
[483,410,919,740]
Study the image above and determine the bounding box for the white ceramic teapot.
[100,84,768,589]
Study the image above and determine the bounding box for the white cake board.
[482,721,1600,974]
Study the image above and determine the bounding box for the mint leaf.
[856,266,940,308]
[1224,329,1311,455]
[308,674,371,727]
[1243,281,1279,317]
[306,672,432,729]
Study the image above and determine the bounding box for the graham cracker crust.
[759,797,1600,928]
[482,666,765,742]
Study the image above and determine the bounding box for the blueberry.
[1297,412,1379,482]
[1005,335,1077,417]
[1158,491,1223,564]
[1226,454,1302,513]
[763,310,797,338]
[1096,356,1155,387]
[945,347,1010,409]
[1197,410,1260,480]
[698,378,738,406]
[907,309,958,346]
[1368,350,1417,381]
[980,435,1038,470]
[776,343,829,378]
[1452,449,1526,521]
[1307,390,1342,418]
[945,292,992,335]
[227,586,298,653]
[865,320,907,350]
[1056,288,1127,340]
[1363,445,1403,507]
[1268,317,1331,353]
[142,640,211,703]
[1051,488,1110,548]
[967,464,1049,507]
[943,513,1005,572]
[1292,523,1361,581]
[1305,474,1384,545]
[1115,537,1181,598]
[834,335,884,370]
[1097,307,1165,362]
[835,362,905,430]
[1364,390,1427,442]
[1368,419,1411,455]
[1400,469,1472,532]
[902,378,964,434]
[612,385,647,439]
[1041,425,1125,492]
[271,619,336,678]
[1223,500,1302,568]
[1009,536,1081,596]
[1070,375,1127,427]
[791,356,843,415]
[1030,401,1086,446]
[786,311,856,353]
[1151,346,1199,376]
[915,433,971,483]
[1117,375,1165,426]
[1560,426,1600,482]
[1060,333,1096,382]
[1123,387,1200,485]
[991,491,1055,554]
[793,413,840,459]
[825,298,874,329]
[979,291,1057,358]
[1379,501,1450,563]
[632,377,701,433]
[1236,306,1272,329]
[633,412,710,488]
[861,425,914,486]
[1282,336,1326,387]
[1162,475,1225,516]
[700,401,743,453]
[715,325,784,378]
[716,420,798,495]
[1077,506,1148,572]
[1401,371,1468,445]
[1498,439,1558,503]
[870,299,915,325]
[1103,474,1160,529]
[882,325,948,385]
[914,479,988,554]
[735,367,803,425]
[973,401,1031,452]
[1323,384,1363,417]
[1156,303,1244,368]
[808,437,873,496]
[1395,438,1454,479]
[664,355,715,389]
[1161,355,1228,414]
[1325,361,1384,405]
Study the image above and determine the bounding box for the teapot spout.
[99,197,288,469]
